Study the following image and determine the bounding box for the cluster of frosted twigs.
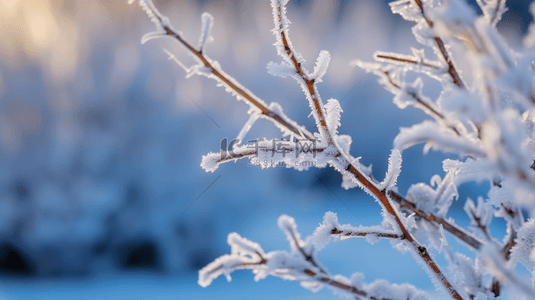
[133,0,535,299]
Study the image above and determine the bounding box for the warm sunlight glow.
[26,7,58,48]
[0,0,21,16]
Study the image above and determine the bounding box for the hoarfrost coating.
[132,0,535,299]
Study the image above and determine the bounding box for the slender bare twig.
[374,52,442,70]
[152,0,482,261]
[502,229,517,260]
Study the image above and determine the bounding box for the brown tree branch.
[375,52,442,70]
[273,2,463,298]
[413,0,465,88]
[380,70,463,139]
[388,190,483,250]
[142,4,314,140]
[236,252,391,300]
[285,223,328,274]
[490,0,503,26]
[468,208,491,240]
[275,5,334,146]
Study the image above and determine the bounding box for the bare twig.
[490,0,503,26]
[375,52,442,70]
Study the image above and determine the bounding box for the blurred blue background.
[0,0,532,299]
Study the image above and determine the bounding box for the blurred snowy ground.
[0,0,531,299]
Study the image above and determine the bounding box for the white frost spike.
[198,13,214,52]
[389,0,423,22]
[278,215,304,251]
[476,0,508,27]
[394,120,486,157]
[324,99,342,134]
[310,50,330,82]
[378,149,402,191]
[236,112,261,144]
[198,233,266,287]
[164,49,192,74]
[200,152,222,173]
[267,61,295,78]
[228,232,265,257]
[141,31,168,44]
[410,47,425,63]
[311,212,339,251]
[136,0,172,30]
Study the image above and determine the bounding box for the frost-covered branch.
[476,0,507,28]
[134,0,535,299]
[270,1,464,297]
[388,190,484,250]
[130,0,314,141]
[312,212,404,252]
[201,138,328,172]
[390,0,465,87]
[354,62,463,137]
[270,0,335,145]
[199,215,428,300]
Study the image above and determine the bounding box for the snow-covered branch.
[130,0,314,141]
[134,0,535,299]
[199,215,428,300]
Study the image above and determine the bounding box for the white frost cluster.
[200,214,427,300]
[358,0,535,297]
[198,12,214,53]
[312,212,401,251]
